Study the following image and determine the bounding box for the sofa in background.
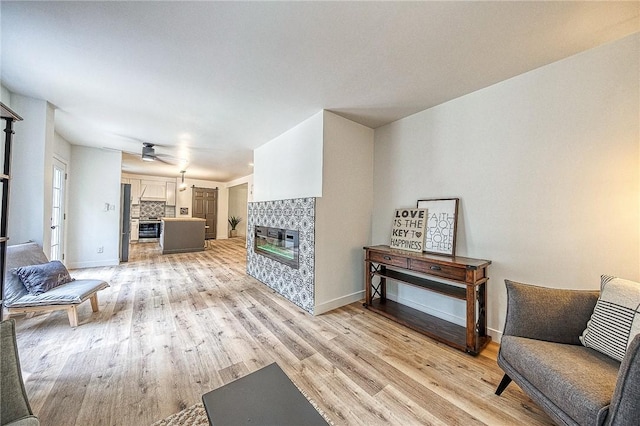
[3,242,109,327]
[495,280,640,425]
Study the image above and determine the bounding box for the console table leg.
[477,282,488,337]
[364,260,371,306]
[466,285,477,353]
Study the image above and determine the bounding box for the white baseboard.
[314,290,365,315]
[389,292,504,344]
[67,258,120,269]
[489,327,503,343]
[390,292,466,326]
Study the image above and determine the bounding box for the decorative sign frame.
[416,198,459,256]
[390,208,428,252]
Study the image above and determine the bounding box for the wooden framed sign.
[416,198,459,256]
[390,208,428,252]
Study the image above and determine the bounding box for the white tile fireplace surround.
[247,198,315,314]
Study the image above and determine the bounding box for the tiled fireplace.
[247,198,315,314]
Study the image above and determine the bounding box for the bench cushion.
[5,279,109,308]
[3,243,49,306]
[501,335,620,425]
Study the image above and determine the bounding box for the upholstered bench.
[3,242,109,327]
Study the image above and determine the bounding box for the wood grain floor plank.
[284,318,387,397]
[9,238,553,426]
[247,303,315,361]
[294,353,393,426]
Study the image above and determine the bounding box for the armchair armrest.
[503,280,599,345]
[607,333,640,425]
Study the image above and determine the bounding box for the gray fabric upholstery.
[497,280,640,426]
[5,416,40,426]
[3,243,48,306]
[500,336,619,426]
[1,319,39,426]
[503,279,599,344]
[15,260,74,295]
[3,242,109,309]
[5,279,109,308]
[607,334,640,425]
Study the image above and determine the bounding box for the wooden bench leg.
[90,293,99,312]
[67,306,78,327]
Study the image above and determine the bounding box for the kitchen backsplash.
[140,201,166,218]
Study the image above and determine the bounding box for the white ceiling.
[1,1,638,182]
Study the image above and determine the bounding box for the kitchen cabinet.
[130,179,141,204]
[166,182,176,206]
[160,218,205,254]
[130,219,139,242]
[140,180,165,201]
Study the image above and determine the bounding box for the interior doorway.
[50,158,67,261]
[192,187,217,240]
[228,183,248,238]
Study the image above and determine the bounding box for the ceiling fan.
[140,142,184,165]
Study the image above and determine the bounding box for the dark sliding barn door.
[192,187,217,240]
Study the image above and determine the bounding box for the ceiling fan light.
[142,143,155,161]
[179,170,187,191]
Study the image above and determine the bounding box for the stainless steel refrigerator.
[120,183,131,262]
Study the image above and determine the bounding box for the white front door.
[50,158,66,261]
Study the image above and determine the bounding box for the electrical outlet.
[97,246,104,253]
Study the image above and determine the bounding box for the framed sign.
[390,208,428,252]
[416,198,459,256]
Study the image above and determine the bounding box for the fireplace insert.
[254,226,299,269]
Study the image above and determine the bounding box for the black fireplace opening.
[254,226,299,269]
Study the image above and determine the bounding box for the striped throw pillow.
[580,275,640,362]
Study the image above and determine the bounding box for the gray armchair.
[1,319,39,426]
[495,280,640,425]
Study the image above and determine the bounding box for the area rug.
[151,402,208,426]
[151,387,335,426]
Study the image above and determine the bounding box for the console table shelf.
[372,269,467,300]
[364,245,491,355]
[367,298,469,350]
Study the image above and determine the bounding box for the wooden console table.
[363,245,491,355]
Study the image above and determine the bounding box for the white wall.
[0,85,11,105]
[226,174,252,244]
[66,146,122,268]
[372,34,640,341]
[53,133,72,262]
[54,132,72,163]
[41,104,55,256]
[227,174,253,202]
[6,95,54,256]
[253,111,324,202]
[228,183,248,237]
[315,111,374,313]
[175,177,228,239]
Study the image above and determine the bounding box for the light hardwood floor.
[11,239,553,425]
